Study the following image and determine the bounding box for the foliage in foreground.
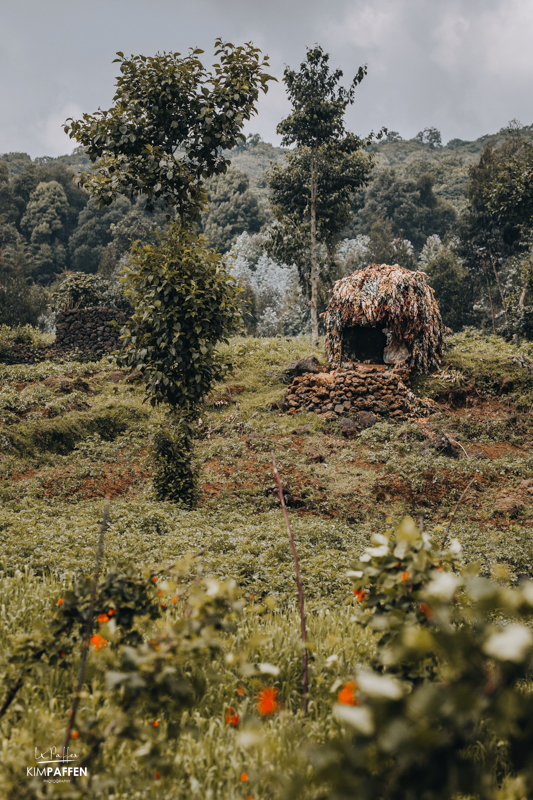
[293,518,533,800]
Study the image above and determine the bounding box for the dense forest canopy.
[2,119,533,336]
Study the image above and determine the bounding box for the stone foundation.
[282,364,435,420]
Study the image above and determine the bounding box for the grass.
[1,329,533,797]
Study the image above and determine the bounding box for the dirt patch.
[373,471,486,506]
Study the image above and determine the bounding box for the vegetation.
[1,330,533,797]
[267,46,375,345]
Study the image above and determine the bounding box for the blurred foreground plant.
[290,517,533,800]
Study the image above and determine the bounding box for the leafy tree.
[458,138,533,332]
[20,181,69,282]
[413,126,443,148]
[65,41,274,222]
[366,218,416,269]
[0,231,48,326]
[352,168,457,252]
[68,195,131,273]
[267,46,376,345]
[11,162,87,236]
[111,200,165,257]
[65,43,273,503]
[201,166,267,253]
[419,235,471,330]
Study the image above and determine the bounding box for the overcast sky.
[2,0,532,158]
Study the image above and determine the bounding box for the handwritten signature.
[34,747,78,764]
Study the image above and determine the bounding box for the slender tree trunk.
[488,249,507,321]
[484,262,496,333]
[309,144,319,347]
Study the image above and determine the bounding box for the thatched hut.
[324,263,444,373]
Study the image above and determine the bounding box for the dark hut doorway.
[342,325,387,363]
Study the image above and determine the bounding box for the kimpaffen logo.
[27,747,88,782]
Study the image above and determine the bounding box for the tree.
[68,196,131,273]
[458,138,533,332]
[20,181,69,282]
[267,46,376,346]
[201,166,266,253]
[352,169,457,252]
[419,235,471,330]
[65,42,274,223]
[65,43,273,504]
[413,126,443,148]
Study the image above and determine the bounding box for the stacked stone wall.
[55,307,127,358]
[283,364,434,420]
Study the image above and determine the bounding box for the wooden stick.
[441,475,477,550]
[62,497,110,754]
[271,453,308,715]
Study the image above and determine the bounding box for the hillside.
[1,329,533,794]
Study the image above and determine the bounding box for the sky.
[1,0,533,158]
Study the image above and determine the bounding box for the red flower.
[155,771,160,780]
[225,707,240,727]
[401,571,411,582]
[257,687,279,716]
[90,634,107,651]
[98,613,109,625]
[236,686,246,697]
[353,589,366,601]
[71,731,79,739]
[108,608,115,616]
[419,602,434,620]
[152,720,159,727]
[337,681,358,706]
[240,772,248,782]
[57,598,63,606]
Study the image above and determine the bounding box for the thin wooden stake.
[62,497,110,754]
[441,475,477,551]
[271,453,308,715]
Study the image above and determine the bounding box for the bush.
[119,223,242,416]
[152,421,200,506]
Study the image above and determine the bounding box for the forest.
[1,42,533,800]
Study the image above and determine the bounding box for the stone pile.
[282,364,435,421]
[55,307,127,358]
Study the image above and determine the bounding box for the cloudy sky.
[2,0,532,158]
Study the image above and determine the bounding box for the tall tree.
[267,46,376,346]
[20,181,69,282]
[65,43,274,504]
[65,41,274,224]
[351,169,457,252]
[201,166,267,253]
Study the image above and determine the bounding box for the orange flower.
[419,602,434,620]
[108,608,115,616]
[257,687,279,716]
[249,593,255,600]
[401,571,411,582]
[240,772,248,782]
[337,681,358,706]
[57,598,63,606]
[158,590,162,597]
[90,634,107,651]
[98,613,109,625]
[152,576,157,583]
[71,731,79,739]
[236,686,246,697]
[172,596,178,603]
[246,796,254,800]
[225,707,240,727]
[155,771,160,780]
[152,720,159,727]
[60,651,65,658]
[353,589,366,601]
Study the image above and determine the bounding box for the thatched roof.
[324,263,444,373]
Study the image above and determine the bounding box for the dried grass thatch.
[324,263,444,373]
